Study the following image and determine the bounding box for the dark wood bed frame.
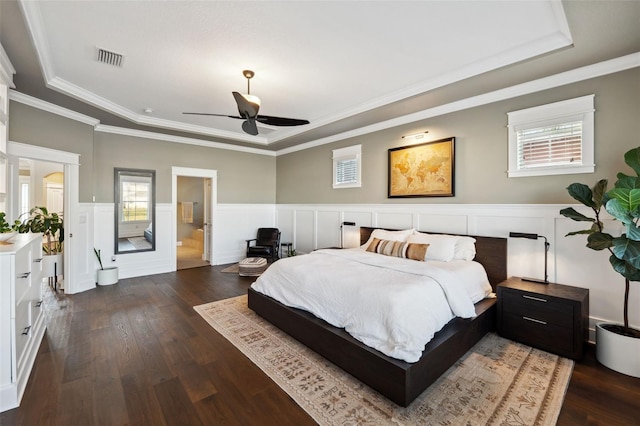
[247,227,507,407]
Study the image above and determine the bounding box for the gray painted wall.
[92,132,275,203]
[276,68,640,204]
[8,102,277,204]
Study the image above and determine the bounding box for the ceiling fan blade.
[233,91,260,118]
[241,119,259,136]
[255,115,310,127]
[182,112,243,119]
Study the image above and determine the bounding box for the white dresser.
[0,233,46,412]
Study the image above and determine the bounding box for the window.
[120,176,152,222]
[507,95,594,177]
[333,144,361,189]
[19,179,30,218]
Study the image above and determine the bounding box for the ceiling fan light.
[241,93,261,107]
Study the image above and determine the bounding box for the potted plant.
[560,146,640,377]
[0,212,20,242]
[15,206,64,279]
[94,248,118,286]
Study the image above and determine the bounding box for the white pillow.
[407,233,457,261]
[453,236,476,261]
[408,232,477,261]
[361,228,414,249]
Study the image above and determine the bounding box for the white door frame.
[171,166,218,270]
[203,178,212,261]
[8,141,83,294]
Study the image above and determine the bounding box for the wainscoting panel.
[415,213,468,234]
[213,204,276,265]
[295,210,315,254]
[276,208,295,249]
[317,210,341,249]
[374,210,414,230]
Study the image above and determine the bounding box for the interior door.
[203,178,212,262]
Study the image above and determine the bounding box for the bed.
[247,226,507,406]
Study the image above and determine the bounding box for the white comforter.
[250,248,492,363]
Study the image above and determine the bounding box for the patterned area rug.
[194,295,574,426]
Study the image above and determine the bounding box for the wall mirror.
[114,168,156,254]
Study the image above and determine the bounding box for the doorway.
[176,176,209,269]
[8,142,85,294]
[171,167,217,271]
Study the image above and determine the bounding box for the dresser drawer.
[14,249,33,305]
[501,289,573,327]
[14,298,32,366]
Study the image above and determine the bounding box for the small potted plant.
[560,146,640,377]
[0,212,19,242]
[94,248,118,286]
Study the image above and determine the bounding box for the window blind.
[335,157,358,185]
[517,121,582,169]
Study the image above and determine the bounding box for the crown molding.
[9,90,274,155]
[9,90,100,126]
[277,52,640,156]
[94,124,276,156]
[0,44,16,88]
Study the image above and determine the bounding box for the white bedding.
[250,248,492,363]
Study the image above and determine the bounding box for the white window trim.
[332,144,361,189]
[507,95,595,177]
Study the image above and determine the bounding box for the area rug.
[194,296,574,426]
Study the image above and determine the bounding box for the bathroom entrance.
[176,175,212,270]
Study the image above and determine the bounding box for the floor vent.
[96,48,124,67]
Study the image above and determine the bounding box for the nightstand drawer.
[501,312,573,356]
[497,277,589,360]
[501,290,573,327]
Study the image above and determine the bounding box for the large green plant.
[560,147,640,338]
[15,206,64,255]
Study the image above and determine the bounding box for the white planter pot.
[42,253,64,277]
[596,322,640,378]
[97,267,119,286]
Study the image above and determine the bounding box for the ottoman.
[239,257,268,277]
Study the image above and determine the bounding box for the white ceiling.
[17,0,572,148]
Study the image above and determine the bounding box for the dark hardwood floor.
[0,265,638,425]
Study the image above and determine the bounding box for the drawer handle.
[22,326,31,336]
[19,272,31,279]
[35,300,43,308]
[522,294,547,303]
[523,316,547,325]
[34,258,43,263]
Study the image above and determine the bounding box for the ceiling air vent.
[96,48,124,67]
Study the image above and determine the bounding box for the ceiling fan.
[183,70,310,136]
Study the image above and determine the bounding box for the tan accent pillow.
[366,237,381,252]
[405,243,429,261]
[367,238,428,261]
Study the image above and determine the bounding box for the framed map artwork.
[388,137,455,197]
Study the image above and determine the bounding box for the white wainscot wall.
[276,203,639,342]
[213,204,276,265]
[94,203,174,280]
[89,203,276,284]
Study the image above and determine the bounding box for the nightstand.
[497,277,589,360]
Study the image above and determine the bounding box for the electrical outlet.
[111,256,116,262]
